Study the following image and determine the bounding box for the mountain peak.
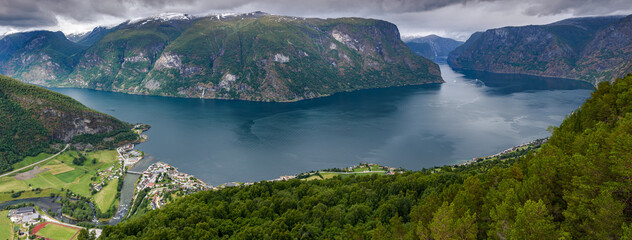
[128,13,193,25]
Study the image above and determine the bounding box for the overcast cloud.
[1,0,631,40]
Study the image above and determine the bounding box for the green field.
[0,188,62,202]
[304,171,384,181]
[94,178,119,212]
[0,210,14,240]
[54,170,84,183]
[0,150,119,199]
[12,152,53,169]
[35,223,79,240]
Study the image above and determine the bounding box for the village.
[136,162,209,209]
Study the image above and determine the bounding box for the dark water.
[0,197,61,214]
[49,65,593,185]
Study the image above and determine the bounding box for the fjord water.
[50,65,593,185]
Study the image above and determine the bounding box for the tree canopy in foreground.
[100,75,632,239]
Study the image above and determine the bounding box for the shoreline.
[46,81,444,103]
[455,137,549,167]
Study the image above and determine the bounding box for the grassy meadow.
[0,150,119,200]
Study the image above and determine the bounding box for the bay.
[49,65,593,185]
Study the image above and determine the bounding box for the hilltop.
[0,74,132,173]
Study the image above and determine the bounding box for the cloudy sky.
[1,0,631,41]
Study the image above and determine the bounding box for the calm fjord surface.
[49,65,593,185]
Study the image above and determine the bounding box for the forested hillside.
[0,75,131,173]
[100,75,632,239]
[0,12,443,102]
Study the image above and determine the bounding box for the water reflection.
[48,65,592,185]
[455,69,594,95]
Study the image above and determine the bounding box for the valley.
[47,65,592,186]
[1,4,632,239]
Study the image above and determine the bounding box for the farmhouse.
[8,207,40,223]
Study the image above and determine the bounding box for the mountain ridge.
[0,12,443,102]
[448,14,631,84]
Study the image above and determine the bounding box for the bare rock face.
[52,113,118,142]
[144,79,161,90]
[36,100,126,143]
[273,53,290,63]
[154,52,182,70]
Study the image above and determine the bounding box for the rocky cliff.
[0,12,443,102]
[448,15,630,84]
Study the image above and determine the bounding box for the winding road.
[0,144,70,178]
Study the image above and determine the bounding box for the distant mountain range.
[404,35,463,63]
[449,15,632,84]
[0,12,442,102]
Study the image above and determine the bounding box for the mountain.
[448,15,630,84]
[101,74,632,239]
[67,26,116,46]
[404,35,463,63]
[0,31,87,86]
[0,74,131,173]
[0,12,443,102]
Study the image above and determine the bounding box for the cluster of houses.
[8,207,40,224]
[457,138,549,167]
[91,163,122,192]
[348,163,401,175]
[137,162,209,209]
[117,144,144,167]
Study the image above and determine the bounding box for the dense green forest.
[101,75,632,239]
[60,196,94,221]
[0,74,131,173]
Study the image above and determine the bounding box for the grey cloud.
[524,0,632,16]
[0,0,58,27]
[0,0,631,32]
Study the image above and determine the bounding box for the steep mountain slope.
[62,12,442,102]
[0,75,130,173]
[448,15,628,84]
[0,12,442,102]
[405,35,463,63]
[101,74,632,239]
[572,15,632,84]
[66,13,194,93]
[0,31,87,85]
